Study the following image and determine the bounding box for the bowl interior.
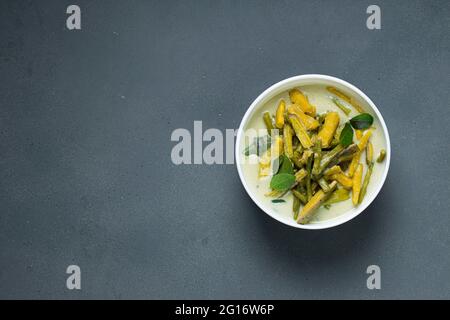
[236,75,390,230]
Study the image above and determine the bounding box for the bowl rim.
[235,74,391,230]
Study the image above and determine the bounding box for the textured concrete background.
[0,0,449,299]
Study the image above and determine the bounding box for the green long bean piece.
[293,195,301,220]
[377,149,386,163]
[263,112,274,136]
[312,140,322,177]
[292,189,308,205]
[306,154,313,201]
[318,144,344,172]
[318,177,331,193]
[359,163,374,204]
[332,97,351,115]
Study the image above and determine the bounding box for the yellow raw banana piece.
[331,173,353,189]
[324,188,351,205]
[355,130,363,140]
[298,181,337,224]
[283,124,294,159]
[289,89,316,116]
[324,165,343,177]
[348,130,372,177]
[352,164,363,205]
[348,151,361,177]
[275,100,285,129]
[366,142,373,165]
[317,112,340,148]
[287,104,319,130]
[358,129,372,150]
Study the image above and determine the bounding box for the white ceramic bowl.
[235,74,391,230]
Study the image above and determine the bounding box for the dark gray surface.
[0,0,449,299]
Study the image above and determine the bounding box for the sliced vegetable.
[377,149,386,163]
[352,164,363,205]
[292,189,308,205]
[326,86,364,113]
[336,144,359,165]
[338,152,356,164]
[358,129,372,150]
[318,177,331,193]
[299,149,313,166]
[324,188,350,205]
[289,89,316,116]
[294,143,303,154]
[359,163,373,204]
[311,181,318,194]
[319,143,359,173]
[317,112,340,148]
[291,153,302,168]
[323,165,342,177]
[330,173,353,189]
[287,104,319,130]
[319,144,345,172]
[295,168,308,183]
[263,112,275,135]
[275,100,286,129]
[312,140,322,177]
[292,196,301,220]
[355,129,363,140]
[298,181,337,224]
[347,151,360,178]
[329,137,339,149]
[305,153,313,201]
[289,115,313,149]
[366,142,374,165]
[332,97,351,115]
[317,113,327,127]
[283,124,294,159]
